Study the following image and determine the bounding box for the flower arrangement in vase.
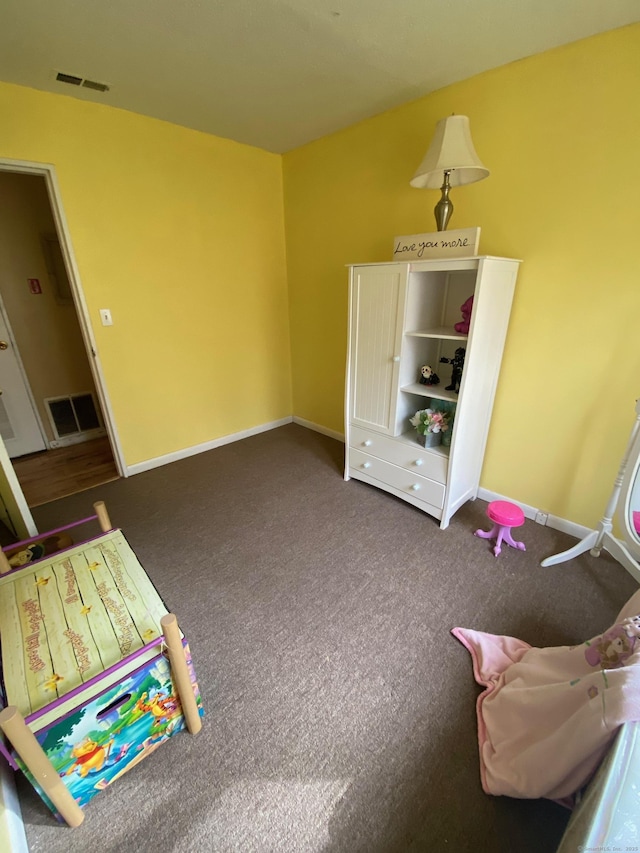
[409,408,450,448]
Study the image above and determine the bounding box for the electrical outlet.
[535,511,548,525]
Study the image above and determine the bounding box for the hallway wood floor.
[12,436,119,508]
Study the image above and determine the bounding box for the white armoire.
[344,255,521,529]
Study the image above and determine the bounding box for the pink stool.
[474,500,526,557]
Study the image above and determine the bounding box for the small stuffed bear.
[454,296,474,334]
[419,365,440,386]
[584,624,636,670]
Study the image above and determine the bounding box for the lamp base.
[434,170,453,231]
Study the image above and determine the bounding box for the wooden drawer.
[349,448,445,508]
[349,425,448,485]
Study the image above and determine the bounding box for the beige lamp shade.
[410,115,489,189]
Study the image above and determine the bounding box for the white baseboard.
[292,416,344,443]
[477,486,592,541]
[126,417,294,476]
[50,427,107,449]
[0,763,28,853]
[295,424,596,545]
[126,415,346,478]
[126,421,591,546]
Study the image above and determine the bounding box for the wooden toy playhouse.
[0,502,203,826]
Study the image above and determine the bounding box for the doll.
[439,347,466,393]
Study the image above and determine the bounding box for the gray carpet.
[14,423,639,852]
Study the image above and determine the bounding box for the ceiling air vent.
[56,72,82,86]
[82,79,109,92]
[55,71,110,92]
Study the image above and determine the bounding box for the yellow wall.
[1,26,638,530]
[283,24,640,529]
[0,82,291,466]
[0,172,97,443]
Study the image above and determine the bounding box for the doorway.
[0,162,124,517]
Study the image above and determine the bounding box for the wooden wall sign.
[392,227,480,261]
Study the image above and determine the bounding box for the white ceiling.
[1,0,639,153]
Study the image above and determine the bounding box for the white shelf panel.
[395,430,450,460]
[405,327,468,341]
[400,383,459,403]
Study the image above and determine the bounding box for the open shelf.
[396,430,451,458]
[401,383,459,403]
[405,327,468,341]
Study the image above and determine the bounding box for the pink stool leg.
[475,523,526,557]
[493,526,506,557]
[502,527,526,552]
[474,523,500,541]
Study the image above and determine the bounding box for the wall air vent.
[55,71,110,93]
[45,393,104,445]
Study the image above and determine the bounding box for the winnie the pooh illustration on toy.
[63,736,115,778]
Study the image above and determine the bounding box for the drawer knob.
[415,459,423,466]
[410,483,420,491]
[363,440,372,447]
[362,462,371,469]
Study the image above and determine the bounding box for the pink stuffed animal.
[454,296,474,334]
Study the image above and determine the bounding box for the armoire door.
[348,265,406,436]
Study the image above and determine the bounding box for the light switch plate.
[100,308,113,326]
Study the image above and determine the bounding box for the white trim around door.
[0,157,126,479]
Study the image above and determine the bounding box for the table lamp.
[410,115,489,231]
